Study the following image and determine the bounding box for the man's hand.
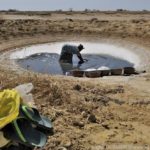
[78,60,84,64]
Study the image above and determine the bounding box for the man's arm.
[77,53,84,64]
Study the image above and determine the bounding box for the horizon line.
[0,9,150,12]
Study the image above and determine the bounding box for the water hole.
[10,41,140,75]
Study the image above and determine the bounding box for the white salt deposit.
[97,66,110,70]
[85,68,97,71]
[10,41,140,68]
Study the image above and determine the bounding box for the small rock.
[133,141,138,144]
[57,147,67,150]
[73,84,81,91]
[61,136,72,148]
[55,111,63,117]
[72,121,84,128]
[69,18,73,22]
[41,103,46,107]
[87,114,97,123]
[102,123,110,129]
[119,122,127,127]
[81,111,88,118]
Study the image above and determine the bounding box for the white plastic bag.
[14,83,36,108]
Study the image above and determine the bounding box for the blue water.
[17,52,134,75]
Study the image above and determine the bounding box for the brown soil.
[0,11,150,150]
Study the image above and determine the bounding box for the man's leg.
[59,62,73,75]
[59,53,73,63]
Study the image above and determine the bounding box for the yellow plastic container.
[0,89,21,129]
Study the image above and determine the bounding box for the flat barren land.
[0,11,150,150]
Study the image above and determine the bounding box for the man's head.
[78,44,84,51]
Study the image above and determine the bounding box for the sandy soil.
[0,11,150,150]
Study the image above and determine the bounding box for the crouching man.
[59,44,85,64]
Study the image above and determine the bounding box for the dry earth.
[0,11,150,150]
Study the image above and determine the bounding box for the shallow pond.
[10,41,140,75]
